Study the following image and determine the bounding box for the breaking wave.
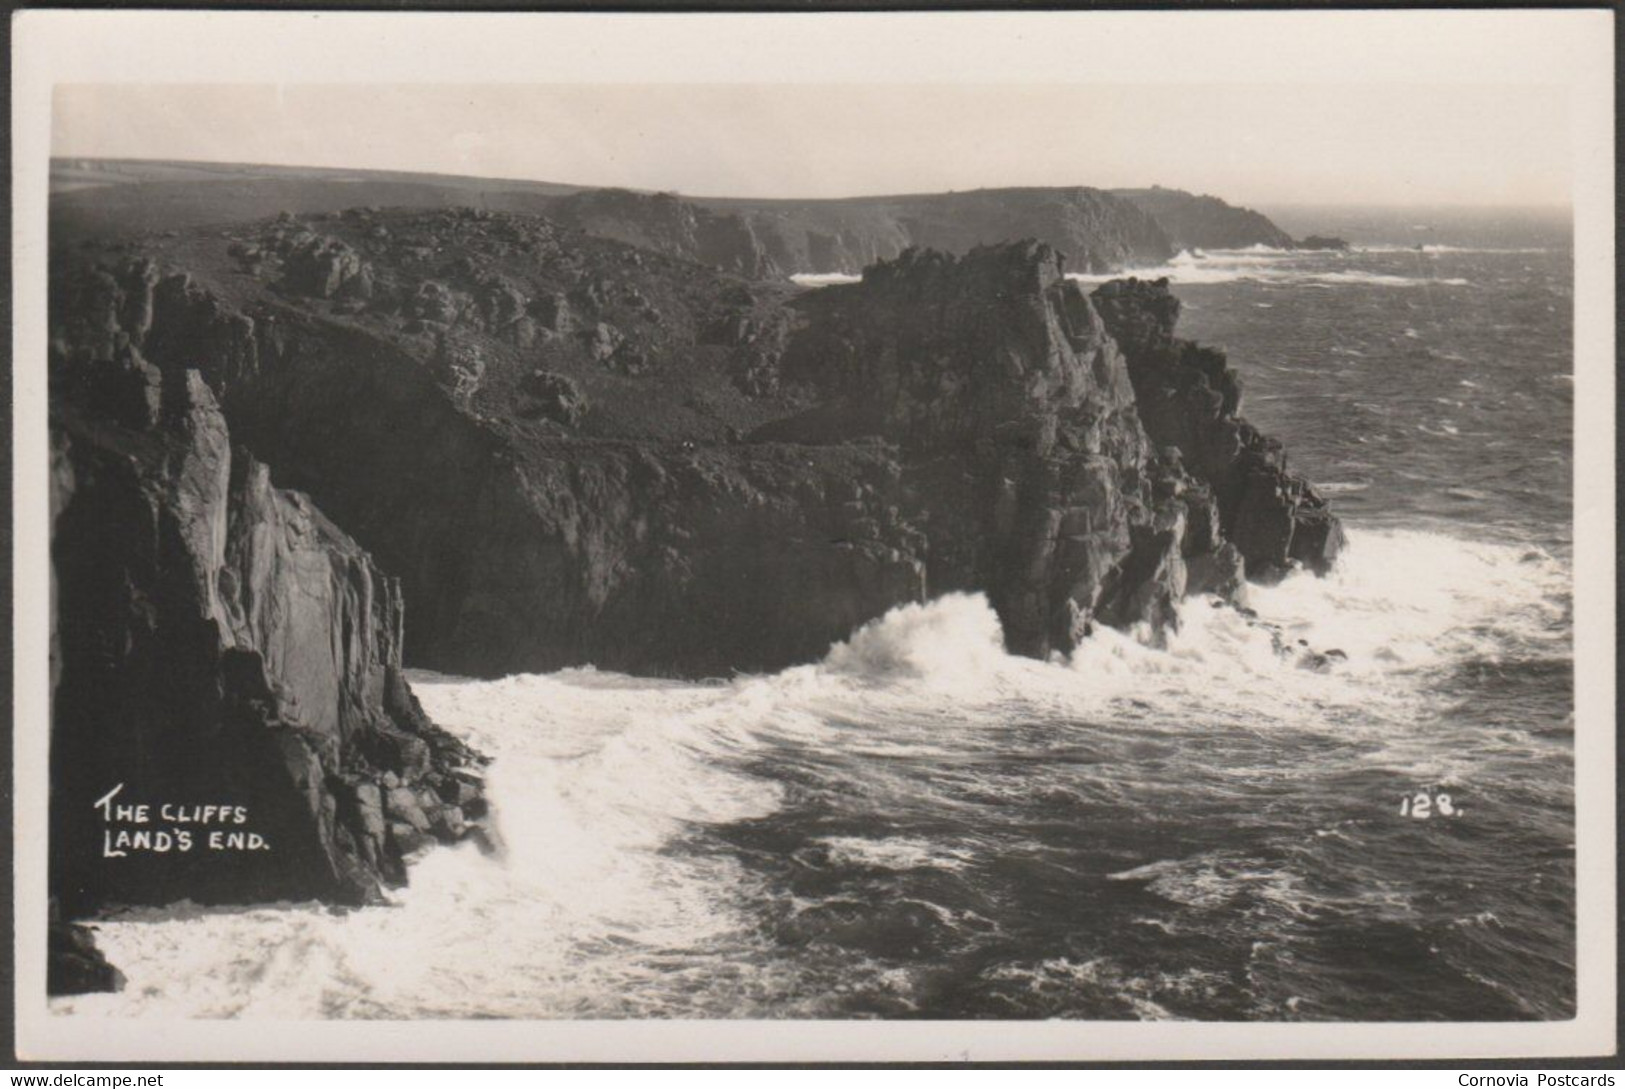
[789,272,862,287]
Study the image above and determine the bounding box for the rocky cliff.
[1111,186,1295,251]
[1091,278,1344,576]
[51,164,1174,277]
[50,210,926,678]
[762,246,1339,653]
[51,207,1342,685]
[544,189,782,281]
[56,162,1321,276]
[696,187,1176,274]
[761,243,1230,655]
[535,186,1177,277]
[49,339,488,932]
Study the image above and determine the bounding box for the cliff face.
[50,211,926,678]
[1111,187,1295,251]
[1091,279,1345,577]
[538,186,1178,277]
[696,187,1176,274]
[50,208,1341,686]
[49,345,487,921]
[764,244,1306,654]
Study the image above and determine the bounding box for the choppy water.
[57,210,1575,1022]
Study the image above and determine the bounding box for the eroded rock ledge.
[1091,277,1344,578]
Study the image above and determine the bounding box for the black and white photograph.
[11,8,1616,1064]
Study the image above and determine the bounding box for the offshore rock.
[1296,235,1352,251]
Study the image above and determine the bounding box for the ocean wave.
[820,592,1010,686]
[789,272,861,287]
[55,525,1571,1021]
[1212,244,1299,256]
[806,836,972,872]
[980,956,1201,1020]
[798,252,1487,291]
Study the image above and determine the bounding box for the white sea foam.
[982,956,1188,1020]
[52,527,1569,1020]
[813,836,970,872]
[58,672,787,1019]
[1355,244,1556,255]
[795,240,1551,291]
[789,272,861,287]
[821,593,1010,686]
[796,245,1490,291]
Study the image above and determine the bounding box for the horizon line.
[50,155,1575,213]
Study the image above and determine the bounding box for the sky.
[52,82,1571,210]
[46,9,1585,211]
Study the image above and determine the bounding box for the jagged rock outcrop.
[49,343,488,934]
[50,209,1340,683]
[520,369,588,425]
[1111,186,1295,251]
[764,243,1247,655]
[47,917,124,996]
[1296,235,1351,251]
[50,216,923,677]
[1091,277,1344,577]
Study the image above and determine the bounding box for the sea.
[55,206,1577,1022]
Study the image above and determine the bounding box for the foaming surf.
[790,272,862,287]
[1067,249,1472,289]
[1355,244,1555,255]
[52,525,1574,1021]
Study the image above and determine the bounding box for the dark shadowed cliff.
[49,340,489,930]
